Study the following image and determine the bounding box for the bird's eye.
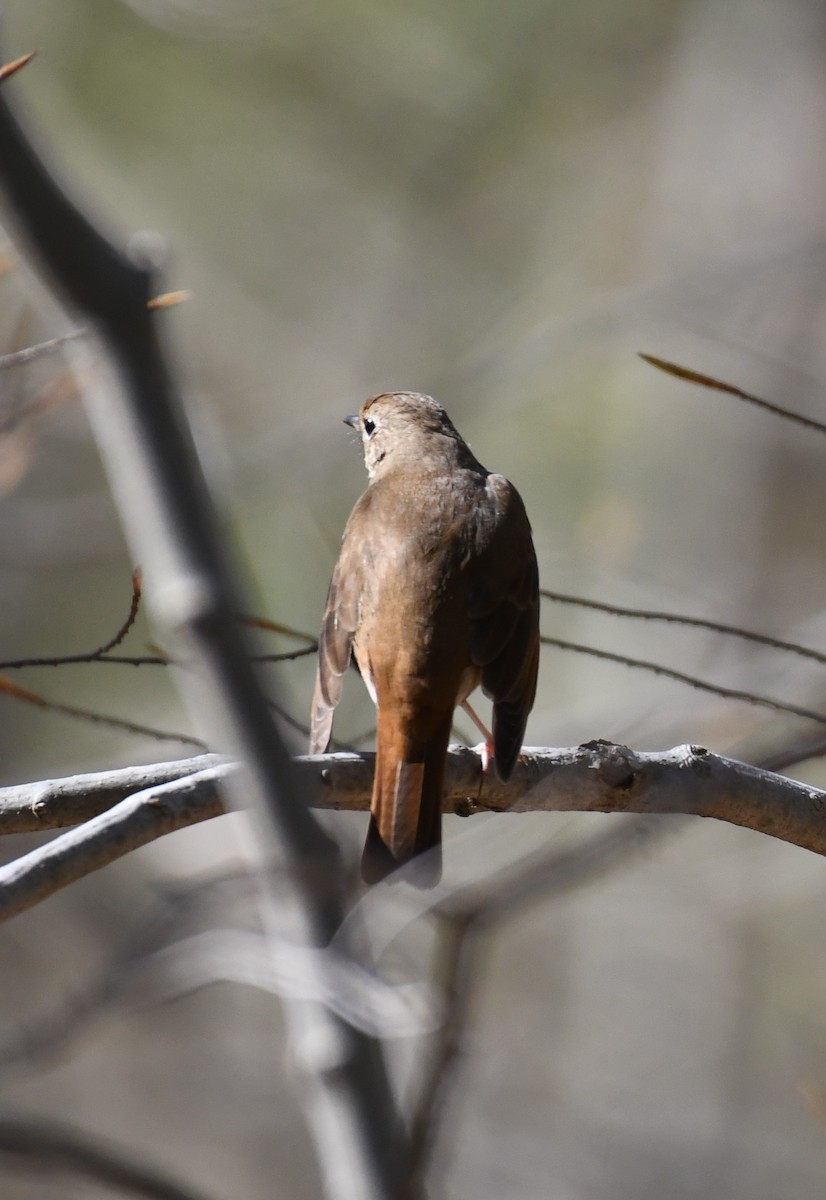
[363,417,376,437]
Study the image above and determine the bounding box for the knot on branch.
[581,739,638,792]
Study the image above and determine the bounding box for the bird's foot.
[461,700,495,773]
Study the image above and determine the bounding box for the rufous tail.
[360,716,450,887]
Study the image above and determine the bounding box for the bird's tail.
[361,715,450,887]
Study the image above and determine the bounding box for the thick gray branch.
[0,766,229,922]
[2,742,825,924]
[304,743,826,858]
[0,755,228,834]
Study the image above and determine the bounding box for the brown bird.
[310,392,539,885]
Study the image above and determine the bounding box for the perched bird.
[310,392,539,885]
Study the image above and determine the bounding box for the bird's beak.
[343,414,360,429]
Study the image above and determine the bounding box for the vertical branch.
[0,58,408,1199]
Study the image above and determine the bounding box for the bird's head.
[345,391,463,480]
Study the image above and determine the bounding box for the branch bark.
[1,741,825,924]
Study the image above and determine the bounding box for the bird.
[310,392,539,886]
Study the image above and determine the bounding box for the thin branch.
[130,929,439,1039]
[242,614,318,644]
[541,634,826,725]
[0,567,146,668]
[0,50,36,83]
[540,588,826,665]
[755,731,826,773]
[70,652,170,666]
[146,290,190,310]
[0,1117,216,1200]
[0,674,206,748]
[0,326,86,370]
[640,352,826,436]
[100,565,144,652]
[252,644,318,663]
[263,695,363,752]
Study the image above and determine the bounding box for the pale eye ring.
[363,417,376,437]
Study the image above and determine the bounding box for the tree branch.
[0,754,226,834]
[2,742,826,924]
[0,765,229,922]
[0,1116,216,1200]
[0,51,405,1198]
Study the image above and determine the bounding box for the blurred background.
[2,0,826,1195]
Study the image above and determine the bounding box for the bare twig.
[755,732,826,773]
[541,588,826,665]
[0,325,86,370]
[542,634,826,725]
[242,614,318,644]
[0,567,144,668]
[146,290,189,310]
[640,352,826,436]
[132,929,439,1038]
[0,299,185,372]
[252,644,318,663]
[100,565,144,652]
[0,673,205,748]
[0,50,36,83]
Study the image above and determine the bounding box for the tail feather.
[360,716,450,887]
[361,815,442,887]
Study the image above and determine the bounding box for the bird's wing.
[309,508,366,754]
[468,474,540,780]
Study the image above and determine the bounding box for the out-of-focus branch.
[0,1116,216,1200]
[405,819,658,1186]
[0,53,405,1199]
[2,743,826,924]
[0,871,438,1081]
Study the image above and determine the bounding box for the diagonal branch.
[542,635,826,725]
[0,1116,216,1200]
[0,753,225,834]
[0,52,406,1199]
[639,352,826,436]
[0,764,229,922]
[540,587,826,665]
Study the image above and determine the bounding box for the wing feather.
[467,474,540,780]
[308,511,366,753]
